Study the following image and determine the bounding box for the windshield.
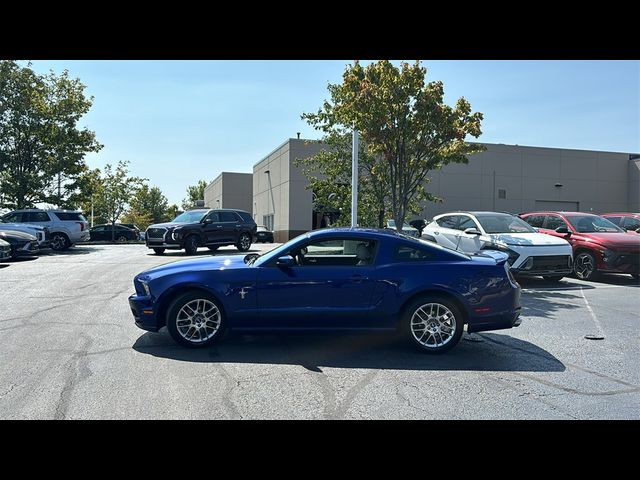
[565,215,624,233]
[172,210,207,223]
[475,214,536,234]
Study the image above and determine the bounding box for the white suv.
[2,209,90,251]
[423,211,573,281]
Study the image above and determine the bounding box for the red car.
[520,211,640,281]
[600,213,640,234]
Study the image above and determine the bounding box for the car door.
[454,215,485,252]
[219,211,241,243]
[203,212,223,244]
[433,215,468,250]
[253,237,378,329]
[541,214,571,239]
[91,225,105,241]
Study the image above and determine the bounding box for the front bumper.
[511,254,573,276]
[599,251,640,274]
[15,240,39,257]
[146,241,182,249]
[129,294,161,332]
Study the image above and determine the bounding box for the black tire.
[573,251,599,281]
[542,276,564,282]
[236,233,251,252]
[50,232,70,251]
[153,248,165,255]
[116,235,128,243]
[207,246,219,252]
[184,235,199,255]
[166,291,226,348]
[402,295,464,354]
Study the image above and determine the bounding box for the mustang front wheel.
[166,291,225,348]
[404,296,464,354]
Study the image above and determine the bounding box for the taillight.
[77,222,84,231]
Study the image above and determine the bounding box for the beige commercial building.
[204,172,253,212]
[243,139,638,242]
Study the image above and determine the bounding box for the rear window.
[236,211,254,223]
[394,245,434,261]
[54,212,86,221]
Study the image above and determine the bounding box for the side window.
[236,211,253,223]
[623,217,640,230]
[4,213,24,223]
[436,215,459,229]
[31,212,50,222]
[220,211,239,222]
[293,238,377,267]
[544,215,568,230]
[92,226,105,232]
[604,216,622,226]
[457,216,479,231]
[206,212,221,223]
[524,215,545,228]
[394,244,433,261]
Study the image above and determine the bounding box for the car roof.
[301,227,410,240]
[522,211,597,216]
[10,208,82,213]
[435,211,516,217]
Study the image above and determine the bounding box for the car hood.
[487,232,569,247]
[0,222,44,231]
[138,255,250,281]
[577,232,640,248]
[0,230,37,241]
[146,222,186,230]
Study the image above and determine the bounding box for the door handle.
[216,225,223,229]
[350,274,369,283]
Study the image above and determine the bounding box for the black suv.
[145,209,257,255]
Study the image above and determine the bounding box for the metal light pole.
[351,130,359,227]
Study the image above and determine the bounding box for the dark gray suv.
[145,208,257,255]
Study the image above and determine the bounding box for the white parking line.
[579,286,606,337]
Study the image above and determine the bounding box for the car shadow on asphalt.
[132,331,565,373]
[37,246,104,256]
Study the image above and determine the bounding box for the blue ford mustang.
[129,228,522,353]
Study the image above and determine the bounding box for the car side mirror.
[555,226,570,234]
[464,227,481,235]
[203,218,213,224]
[276,255,295,267]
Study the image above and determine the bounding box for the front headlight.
[599,249,615,260]
[139,280,151,296]
[484,244,520,266]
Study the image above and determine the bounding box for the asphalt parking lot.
[1,243,639,419]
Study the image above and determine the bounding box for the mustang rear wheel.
[166,291,225,348]
[404,295,464,354]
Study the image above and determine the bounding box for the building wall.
[204,172,252,211]
[204,175,222,208]
[253,139,637,240]
[628,158,640,212]
[419,143,633,219]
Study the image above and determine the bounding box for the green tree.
[165,204,180,221]
[93,161,146,241]
[123,185,170,230]
[181,180,208,210]
[0,60,103,209]
[303,60,484,231]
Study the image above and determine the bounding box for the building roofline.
[469,141,637,156]
[252,138,322,169]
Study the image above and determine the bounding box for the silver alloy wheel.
[410,303,456,349]
[574,253,595,279]
[240,234,251,250]
[176,299,221,343]
[51,234,66,250]
[117,235,127,243]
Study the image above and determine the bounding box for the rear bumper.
[129,294,161,332]
[467,283,522,333]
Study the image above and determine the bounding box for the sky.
[27,60,640,206]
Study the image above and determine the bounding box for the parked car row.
[415,210,639,281]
